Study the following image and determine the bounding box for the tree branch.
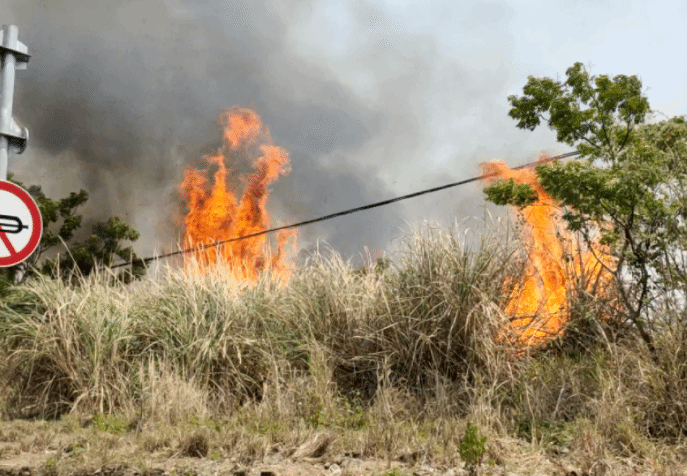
[590,93,615,158]
[618,119,633,153]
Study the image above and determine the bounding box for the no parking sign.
[0,180,42,267]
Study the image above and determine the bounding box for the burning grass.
[480,154,619,352]
[1,217,687,475]
[178,107,297,283]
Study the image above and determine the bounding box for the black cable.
[109,150,582,270]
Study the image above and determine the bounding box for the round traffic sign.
[0,180,43,267]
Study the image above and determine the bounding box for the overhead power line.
[109,150,583,270]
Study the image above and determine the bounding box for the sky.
[1,0,686,276]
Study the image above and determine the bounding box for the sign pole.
[0,25,37,271]
[0,24,30,181]
[0,135,7,182]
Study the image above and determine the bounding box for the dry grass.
[0,216,686,475]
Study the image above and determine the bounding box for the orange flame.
[179,107,297,283]
[481,153,616,350]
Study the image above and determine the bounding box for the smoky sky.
[2,0,564,273]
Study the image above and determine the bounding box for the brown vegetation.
[1,217,686,475]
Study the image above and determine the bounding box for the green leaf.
[483,178,538,208]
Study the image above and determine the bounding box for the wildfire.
[179,107,297,283]
[481,153,616,350]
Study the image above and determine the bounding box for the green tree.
[484,62,687,357]
[0,173,146,293]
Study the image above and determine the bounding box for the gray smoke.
[1,0,560,275]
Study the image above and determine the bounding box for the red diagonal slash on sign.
[0,231,18,257]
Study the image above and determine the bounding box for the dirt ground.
[0,412,680,476]
[0,430,660,476]
[0,453,581,476]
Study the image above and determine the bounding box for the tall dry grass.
[1,215,686,473]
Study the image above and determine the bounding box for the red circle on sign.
[0,180,43,267]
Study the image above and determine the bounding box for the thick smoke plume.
[2,0,549,273]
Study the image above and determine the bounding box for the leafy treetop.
[485,62,687,356]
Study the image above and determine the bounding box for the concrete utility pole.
[0,24,29,182]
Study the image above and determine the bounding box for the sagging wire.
[108,150,583,271]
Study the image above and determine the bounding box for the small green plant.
[92,413,128,434]
[380,469,404,476]
[459,422,487,475]
[209,420,222,432]
[43,457,58,476]
[336,397,368,429]
[308,410,330,428]
[248,419,285,436]
[208,449,222,460]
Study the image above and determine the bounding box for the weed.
[42,456,58,476]
[92,413,128,435]
[459,422,487,475]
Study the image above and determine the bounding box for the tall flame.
[179,107,296,283]
[481,153,616,350]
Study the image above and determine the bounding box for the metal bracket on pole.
[0,24,30,181]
